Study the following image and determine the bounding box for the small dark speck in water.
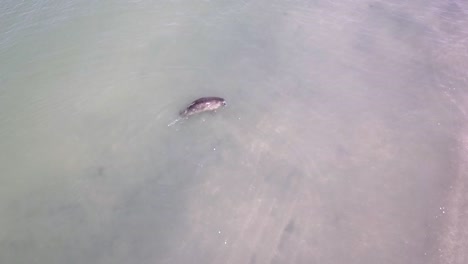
[97,166,105,176]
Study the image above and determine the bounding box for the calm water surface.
[1,1,467,263]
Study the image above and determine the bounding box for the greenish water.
[1,1,467,264]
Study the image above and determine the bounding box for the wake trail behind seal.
[167,117,183,127]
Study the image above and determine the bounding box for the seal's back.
[180,97,226,117]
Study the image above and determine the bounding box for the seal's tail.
[179,109,189,117]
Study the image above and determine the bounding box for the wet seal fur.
[180,97,226,117]
[168,97,226,126]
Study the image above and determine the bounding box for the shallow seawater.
[1,1,467,264]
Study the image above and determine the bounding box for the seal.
[180,97,226,117]
[167,97,226,126]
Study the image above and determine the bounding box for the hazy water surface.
[1,1,467,264]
